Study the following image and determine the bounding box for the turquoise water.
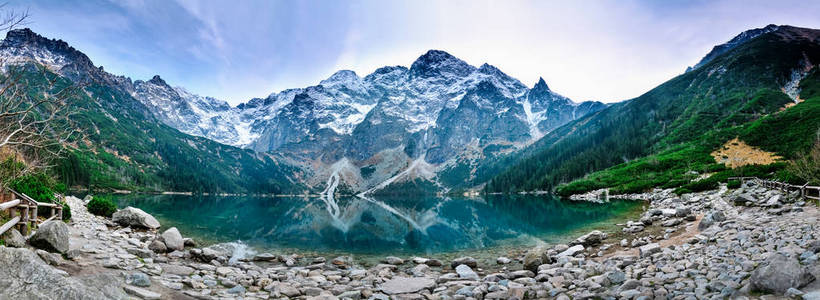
[113,194,643,256]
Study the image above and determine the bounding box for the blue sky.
[10,0,820,105]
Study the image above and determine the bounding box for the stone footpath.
[0,180,818,299]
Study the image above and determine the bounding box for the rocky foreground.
[0,181,819,299]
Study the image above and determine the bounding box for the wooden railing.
[729,177,820,201]
[0,188,63,236]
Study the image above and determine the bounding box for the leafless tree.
[787,130,820,185]
[0,5,79,180]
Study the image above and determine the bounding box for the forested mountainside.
[487,25,820,194]
[0,29,303,193]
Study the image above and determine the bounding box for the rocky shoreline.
[0,180,818,299]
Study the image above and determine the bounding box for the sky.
[8,0,820,105]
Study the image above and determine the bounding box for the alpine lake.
[112,193,645,266]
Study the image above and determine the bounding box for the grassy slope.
[486,26,820,194]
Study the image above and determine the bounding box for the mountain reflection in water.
[114,194,641,255]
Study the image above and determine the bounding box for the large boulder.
[733,193,755,206]
[556,245,585,258]
[450,256,477,268]
[148,239,167,253]
[1,228,25,248]
[523,246,552,272]
[751,252,815,294]
[698,211,726,231]
[571,230,605,247]
[112,207,160,229]
[161,227,184,251]
[0,246,124,299]
[380,277,435,295]
[638,243,661,258]
[29,220,69,253]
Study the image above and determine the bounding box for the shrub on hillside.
[62,203,71,221]
[87,196,117,217]
[787,140,820,185]
[9,172,57,203]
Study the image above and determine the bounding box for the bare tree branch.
[0,7,87,184]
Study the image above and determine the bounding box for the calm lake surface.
[113,194,643,257]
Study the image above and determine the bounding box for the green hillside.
[486,26,820,195]
[13,65,303,194]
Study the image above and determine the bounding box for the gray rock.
[571,230,605,247]
[112,207,161,229]
[126,247,153,258]
[227,285,246,295]
[556,245,584,258]
[65,249,82,260]
[277,283,301,297]
[161,264,195,276]
[675,207,691,217]
[523,246,551,272]
[383,256,404,265]
[698,210,725,231]
[29,220,70,253]
[379,277,435,294]
[126,272,151,287]
[0,247,123,299]
[619,279,641,291]
[339,290,361,299]
[496,257,512,264]
[606,270,626,285]
[182,238,196,247]
[639,243,661,258]
[807,240,820,254]
[750,252,815,294]
[253,252,278,261]
[424,258,442,267]
[1,228,25,248]
[785,288,804,299]
[123,285,160,299]
[733,193,755,206]
[661,218,681,227]
[148,239,167,253]
[451,256,477,268]
[455,264,479,280]
[35,249,64,266]
[161,227,183,251]
[620,289,641,299]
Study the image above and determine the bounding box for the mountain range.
[1,24,818,195]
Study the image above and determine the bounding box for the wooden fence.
[729,177,820,201]
[0,188,63,236]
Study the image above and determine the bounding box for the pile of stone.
[1,181,818,299]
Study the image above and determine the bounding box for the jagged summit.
[533,77,549,91]
[0,28,99,79]
[409,49,475,78]
[148,75,168,86]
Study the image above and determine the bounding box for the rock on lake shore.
[0,180,818,299]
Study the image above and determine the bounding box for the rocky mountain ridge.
[0,28,607,192]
